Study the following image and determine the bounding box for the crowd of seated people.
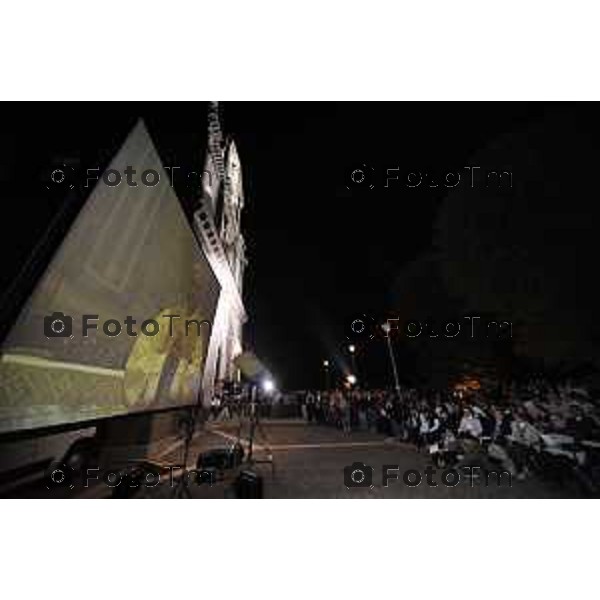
[299,381,600,483]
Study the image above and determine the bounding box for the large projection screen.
[0,121,220,434]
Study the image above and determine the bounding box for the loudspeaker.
[233,470,263,498]
[196,444,244,471]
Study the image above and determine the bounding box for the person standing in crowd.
[305,390,315,423]
[210,390,222,420]
[417,409,430,451]
[339,390,351,434]
[300,391,308,421]
[508,411,541,480]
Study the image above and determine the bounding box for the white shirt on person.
[459,414,483,438]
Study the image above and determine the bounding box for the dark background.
[2,102,599,391]
[226,102,600,389]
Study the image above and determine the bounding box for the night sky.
[2,102,597,391]
[225,102,556,388]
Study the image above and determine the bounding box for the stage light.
[348,344,355,353]
[262,379,275,393]
[346,374,357,385]
[323,360,330,367]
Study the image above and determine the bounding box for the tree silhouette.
[433,109,600,374]
[389,254,507,390]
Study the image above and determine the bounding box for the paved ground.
[8,419,581,498]
[150,419,578,499]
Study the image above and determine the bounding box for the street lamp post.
[348,344,357,382]
[323,360,331,390]
[381,322,401,397]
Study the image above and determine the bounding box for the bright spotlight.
[262,379,275,393]
[346,374,357,385]
[323,360,330,367]
[348,344,356,353]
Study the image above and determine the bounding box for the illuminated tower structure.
[194,102,247,396]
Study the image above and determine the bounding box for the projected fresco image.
[0,122,220,434]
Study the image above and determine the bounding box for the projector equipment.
[196,442,245,474]
[233,470,264,499]
[197,448,232,471]
[171,383,273,498]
